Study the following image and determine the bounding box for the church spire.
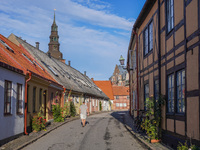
[53,9,56,24]
[47,9,64,61]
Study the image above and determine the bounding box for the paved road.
[22,112,145,150]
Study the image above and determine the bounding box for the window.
[22,53,34,65]
[116,96,119,99]
[4,80,12,114]
[17,84,23,114]
[177,70,185,113]
[166,0,174,32]
[0,39,14,53]
[120,103,123,107]
[50,92,53,111]
[33,87,36,113]
[144,21,153,56]
[127,95,130,99]
[124,103,127,107]
[154,79,159,102]
[144,83,149,110]
[167,74,174,113]
[116,103,119,107]
[92,100,94,106]
[39,89,42,107]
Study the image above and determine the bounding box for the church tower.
[47,10,65,62]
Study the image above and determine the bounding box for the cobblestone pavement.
[0,111,173,150]
[118,111,173,150]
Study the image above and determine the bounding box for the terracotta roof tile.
[112,85,129,96]
[93,80,114,100]
[0,34,58,84]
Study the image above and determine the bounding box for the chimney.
[36,42,39,49]
[68,61,71,66]
[84,71,86,76]
[91,78,94,82]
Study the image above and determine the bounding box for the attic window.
[54,67,64,77]
[22,53,34,64]
[48,65,58,76]
[59,69,70,78]
[0,39,14,53]
[33,60,44,70]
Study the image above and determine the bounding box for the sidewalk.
[122,111,173,150]
[0,111,103,150]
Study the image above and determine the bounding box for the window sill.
[4,113,12,116]
[144,50,153,58]
[166,28,174,39]
[166,113,185,121]
[17,113,23,116]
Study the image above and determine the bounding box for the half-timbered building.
[127,0,200,148]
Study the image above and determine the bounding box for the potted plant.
[141,95,164,143]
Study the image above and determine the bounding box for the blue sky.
[0,0,145,80]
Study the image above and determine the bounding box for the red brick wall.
[113,95,130,110]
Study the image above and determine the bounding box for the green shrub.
[32,110,46,132]
[99,101,102,111]
[177,141,200,150]
[70,101,76,117]
[52,104,64,122]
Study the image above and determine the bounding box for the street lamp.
[119,55,125,66]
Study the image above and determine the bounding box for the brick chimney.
[36,42,39,49]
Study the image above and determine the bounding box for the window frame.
[167,74,174,113]
[4,80,12,115]
[17,83,23,115]
[143,21,153,56]
[166,0,174,33]
[144,83,149,110]
[154,79,159,107]
[167,69,185,115]
[33,87,36,113]
[176,69,185,113]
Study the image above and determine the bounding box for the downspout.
[133,30,139,117]
[158,0,162,138]
[24,71,32,135]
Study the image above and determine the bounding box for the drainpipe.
[133,30,139,117]
[24,72,32,135]
[158,0,162,138]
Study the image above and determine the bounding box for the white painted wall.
[0,67,25,141]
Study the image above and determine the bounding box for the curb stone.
[122,113,173,150]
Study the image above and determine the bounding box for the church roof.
[9,34,108,99]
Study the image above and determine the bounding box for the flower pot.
[151,139,161,143]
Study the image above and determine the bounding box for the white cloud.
[0,0,133,80]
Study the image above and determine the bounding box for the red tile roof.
[0,34,58,84]
[93,80,114,100]
[112,85,129,96]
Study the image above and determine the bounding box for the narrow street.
[22,112,145,150]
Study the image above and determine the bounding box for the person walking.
[79,100,89,127]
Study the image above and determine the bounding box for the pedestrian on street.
[79,100,89,127]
